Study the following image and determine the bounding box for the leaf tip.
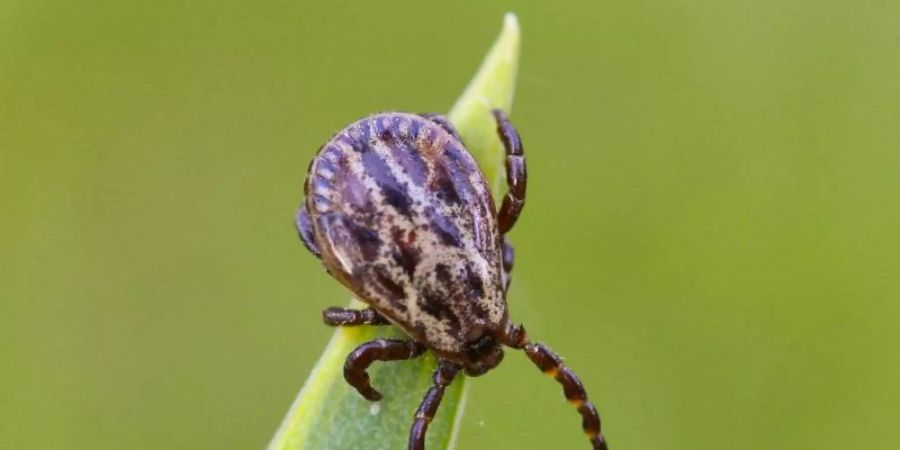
[502,12,520,45]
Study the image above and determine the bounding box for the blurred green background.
[2,1,899,449]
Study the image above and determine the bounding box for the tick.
[296,110,608,450]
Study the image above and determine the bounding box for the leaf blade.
[449,12,521,198]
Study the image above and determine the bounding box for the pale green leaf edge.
[267,13,520,450]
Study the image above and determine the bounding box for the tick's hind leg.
[419,113,462,141]
[502,237,515,293]
[344,339,426,401]
[492,109,527,235]
[322,307,390,326]
[408,360,460,450]
[524,342,608,450]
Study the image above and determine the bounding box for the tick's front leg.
[525,342,608,450]
[344,339,426,401]
[408,360,460,450]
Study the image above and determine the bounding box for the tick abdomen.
[305,113,506,355]
[300,109,608,450]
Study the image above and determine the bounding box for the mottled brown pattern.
[297,110,609,450]
[303,113,505,359]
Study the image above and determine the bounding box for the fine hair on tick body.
[296,110,608,450]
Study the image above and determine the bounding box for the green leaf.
[449,13,521,200]
[267,13,520,450]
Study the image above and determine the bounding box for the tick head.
[461,332,505,376]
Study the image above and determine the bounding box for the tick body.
[296,111,608,450]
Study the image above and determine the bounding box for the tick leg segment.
[322,307,390,326]
[408,361,460,450]
[492,109,527,235]
[295,205,320,258]
[344,339,426,401]
[501,237,515,293]
[419,113,463,141]
[524,342,608,450]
